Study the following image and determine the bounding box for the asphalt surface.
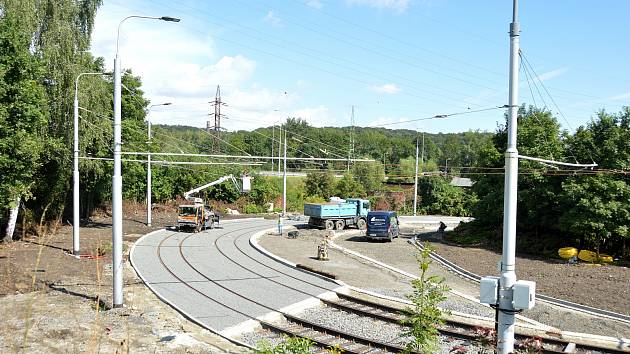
[131,219,340,332]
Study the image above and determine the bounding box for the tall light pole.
[113,14,180,308]
[445,158,450,176]
[413,134,419,216]
[146,102,171,227]
[73,72,109,256]
[282,128,287,216]
[498,0,520,351]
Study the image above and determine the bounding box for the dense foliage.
[467,106,630,255]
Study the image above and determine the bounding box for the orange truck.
[177,204,218,232]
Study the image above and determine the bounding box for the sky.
[90,0,630,134]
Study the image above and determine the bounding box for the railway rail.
[132,222,627,353]
[412,237,630,325]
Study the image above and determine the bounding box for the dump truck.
[177,175,250,232]
[304,198,370,230]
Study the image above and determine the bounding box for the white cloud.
[366,116,412,128]
[608,91,630,101]
[370,83,401,94]
[535,67,568,82]
[264,10,283,27]
[347,0,411,12]
[306,0,324,9]
[290,106,332,127]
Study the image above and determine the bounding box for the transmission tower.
[208,85,227,152]
[348,105,356,171]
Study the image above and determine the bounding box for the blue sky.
[90,0,630,133]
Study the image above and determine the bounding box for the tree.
[334,173,365,199]
[418,176,476,216]
[0,12,48,241]
[249,176,280,206]
[351,161,385,193]
[401,243,450,353]
[304,171,336,199]
[560,175,630,253]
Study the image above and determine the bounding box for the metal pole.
[147,118,152,227]
[112,15,180,308]
[282,128,287,216]
[278,127,282,175]
[498,0,520,352]
[112,54,123,308]
[413,135,419,216]
[271,125,275,173]
[73,85,80,256]
[74,72,107,256]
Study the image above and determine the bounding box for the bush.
[243,204,265,214]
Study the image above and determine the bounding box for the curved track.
[412,238,630,325]
[131,221,627,353]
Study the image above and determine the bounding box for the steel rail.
[229,227,622,353]
[156,223,409,353]
[413,239,630,325]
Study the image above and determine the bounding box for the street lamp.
[73,72,110,257]
[112,14,180,308]
[146,102,172,227]
[445,158,450,176]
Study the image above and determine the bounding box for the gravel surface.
[240,305,487,354]
[259,225,630,338]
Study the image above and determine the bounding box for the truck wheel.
[196,224,202,233]
[335,220,345,230]
[324,220,335,230]
[210,221,215,229]
[356,218,367,230]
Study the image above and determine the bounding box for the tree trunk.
[3,196,21,242]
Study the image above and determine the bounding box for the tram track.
[412,237,630,325]
[134,222,628,353]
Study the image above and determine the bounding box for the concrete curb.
[130,228,255,351]
[249,227,349,288]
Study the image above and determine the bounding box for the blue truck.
[304,198,371,230]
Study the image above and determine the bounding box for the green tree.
[249,176,280,206]
[560,175,630,253]
[0,12,48,240]
[418,176,476,216]
[304,171,336,199]
[351,161,385,193]
[401,243,450,353]
[334,173,365,198]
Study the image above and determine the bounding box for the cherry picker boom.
[177,174,251,232]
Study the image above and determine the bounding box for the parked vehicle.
[304,198,370,230]
[366,211,399,242]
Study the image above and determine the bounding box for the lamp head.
[160,16,181,22]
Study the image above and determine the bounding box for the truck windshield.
[179,207,196,216]
[363,202,370,209]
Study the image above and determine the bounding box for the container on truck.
[304,198,370,230]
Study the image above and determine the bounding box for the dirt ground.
[422,235,630,316]
[0,205,248,353]
[2,207,629,352]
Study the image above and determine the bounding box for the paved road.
[131,219,339,332]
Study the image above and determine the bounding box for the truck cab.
[346,198,371,217]
[366,211,399,242]
[177,204,219,232]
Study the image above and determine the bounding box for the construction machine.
[177,175,251,232]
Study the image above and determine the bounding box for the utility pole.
[283,128,287,216]
[278,126,282,175]
[498,0,520,352]
[271,125,275,173]
[348,105,355,172]
[146,102,171,227]
[209,85,226,152]
[413,134,419,216]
